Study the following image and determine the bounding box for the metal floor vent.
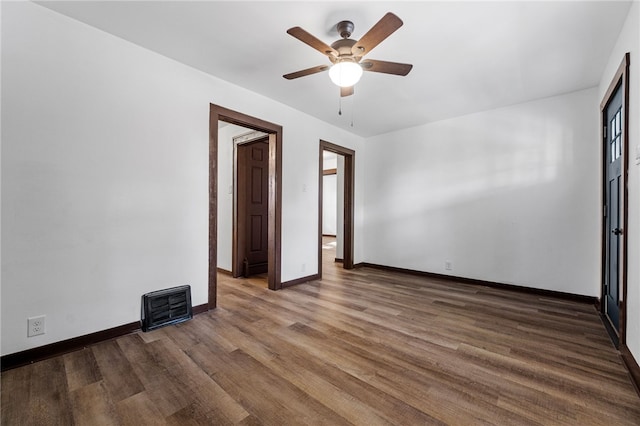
[141,285,192,332]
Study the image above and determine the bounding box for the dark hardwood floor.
[2,239,639,425]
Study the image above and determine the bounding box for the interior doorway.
[318,140,355,278]
[209,104,283,309]
[322,151,340,259]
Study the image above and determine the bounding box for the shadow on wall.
[381,112,569,214]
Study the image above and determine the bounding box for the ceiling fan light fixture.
[329,61,363,87]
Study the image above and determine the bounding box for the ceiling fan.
[283,12,413,97]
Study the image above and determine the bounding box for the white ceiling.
[37,1,632,137]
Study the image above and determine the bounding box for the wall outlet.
[445,261,452,271]
[28,315,45,337]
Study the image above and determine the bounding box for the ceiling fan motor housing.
[336,20,354,39]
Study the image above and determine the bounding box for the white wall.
[598,1,640,363]
[321,154,345,257]
[336,155,345,259]
[216,123,249,273]
[322,175,337,236]
[363,88,600,296]
[322,153,338,236]
[1,2,364,355]
[323,154,338,171]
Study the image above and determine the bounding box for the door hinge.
[603,125,607,140]
[604,205,607,217]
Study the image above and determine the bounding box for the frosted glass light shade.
[329,61,363,87]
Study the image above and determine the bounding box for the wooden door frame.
[209,104,283,308]
[318,140,355,277]
[599,53,630,347]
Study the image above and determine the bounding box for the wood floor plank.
[64,347,102,392]
[2,241,639,424]
[91,340,145,403]
[176,339,260,424]
[1,365,31,425]
[2,357,76,425]
[189,335,351,426]
[115,391,165,426]
[69,380,118,426]
[164,400,234,426]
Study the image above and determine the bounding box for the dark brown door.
[237,138,269,277]
[604,82,623,334]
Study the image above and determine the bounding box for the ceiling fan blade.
[361,60,413,76]
[340,86,354,97]
[287,27,338,58]
[351,12,403,57]
[283,65,330,80]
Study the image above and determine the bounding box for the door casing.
[209,104,283,309]
[318,140,355,276]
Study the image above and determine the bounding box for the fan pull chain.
[350,91,355,127]
[338,95,342,116]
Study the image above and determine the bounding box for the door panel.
[237,138,269,276]
[251,166,263,203]
[606,177,620,328]
[604,83,623,332]
[250,214,263,252]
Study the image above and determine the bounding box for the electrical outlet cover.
[28,316,45,337]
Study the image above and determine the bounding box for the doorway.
[600,53,629,347]
[318,140,355,278]
[322,152,339,260]
[209,104,283,308]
